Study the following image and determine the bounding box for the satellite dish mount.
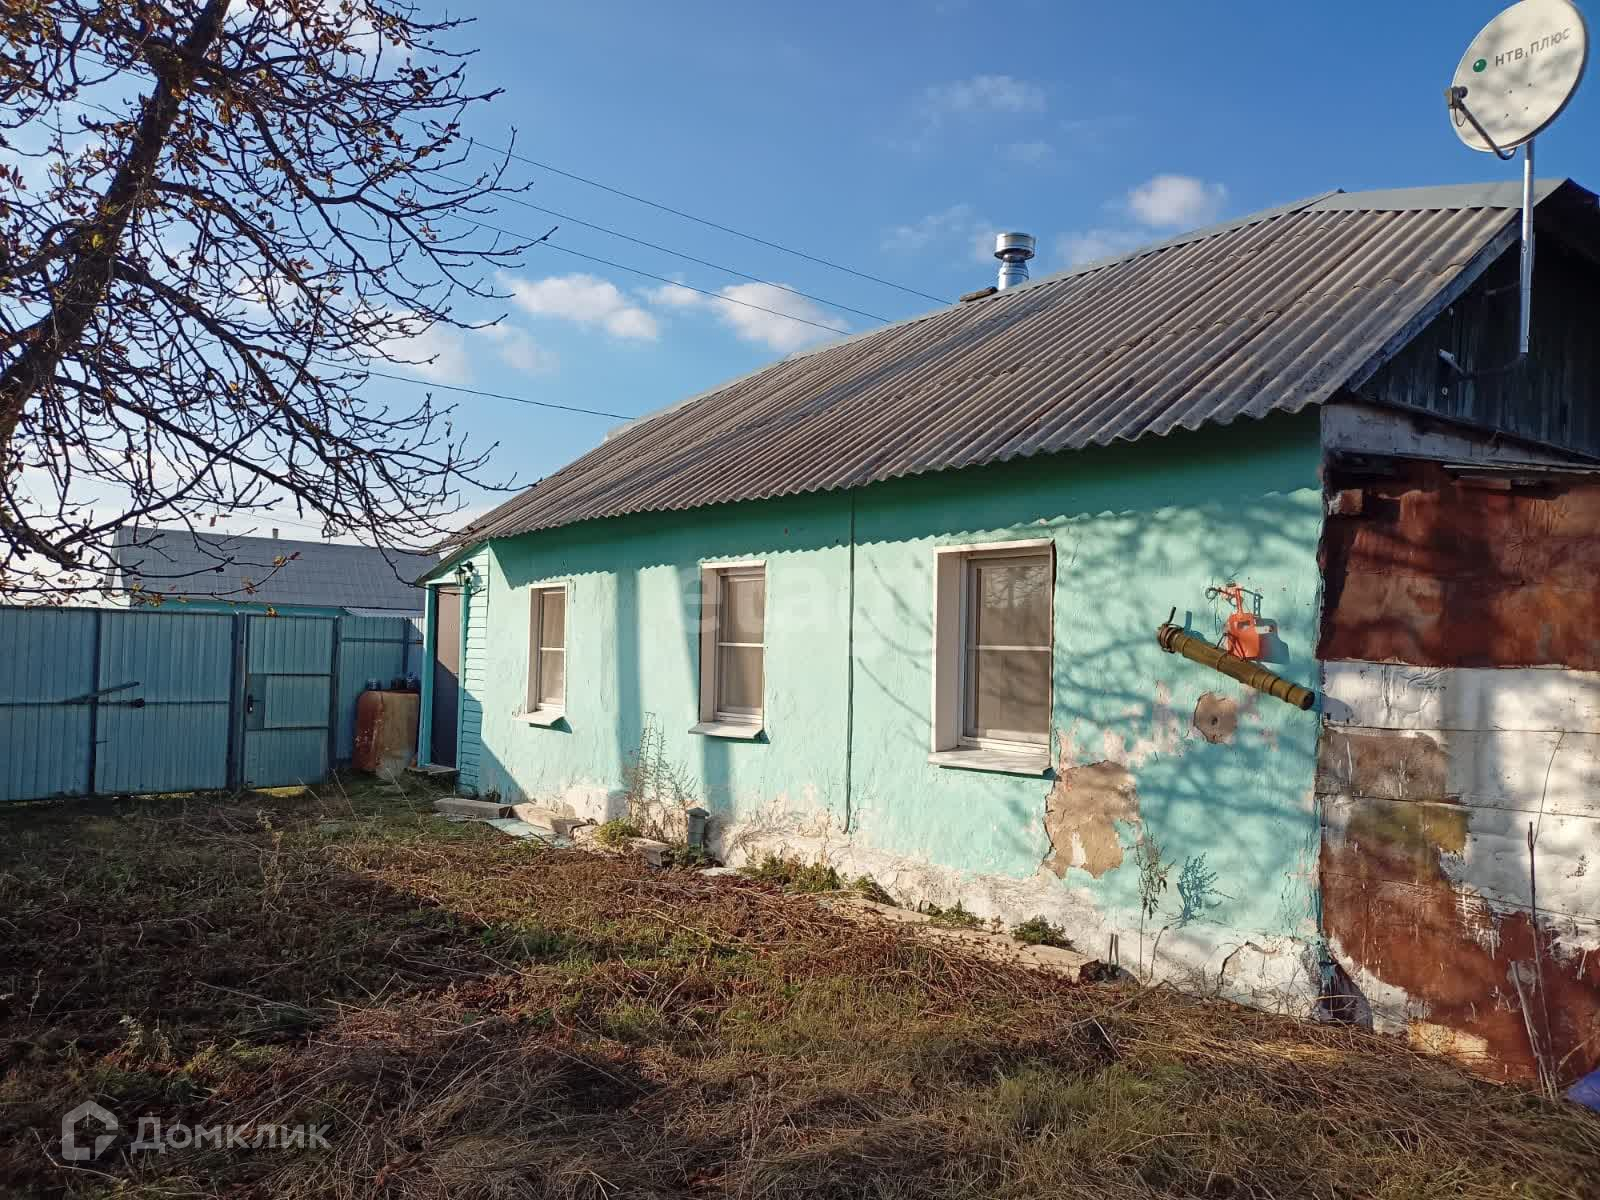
[1442,0,1588,373]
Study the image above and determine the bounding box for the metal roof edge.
[417,540,482,584]
[1307,177,1571,212]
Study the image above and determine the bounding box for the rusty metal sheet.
[1321,793,1600,1083]
[1319,458,1600,668]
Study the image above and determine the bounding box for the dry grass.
[1,774,1597,1199]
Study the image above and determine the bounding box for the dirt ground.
[1,774,1597,1199]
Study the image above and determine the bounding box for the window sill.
[928,748,1050,776]
[689,720,764,741]
[517,708,566,727]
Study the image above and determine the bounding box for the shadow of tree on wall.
[471,412,1328,1001]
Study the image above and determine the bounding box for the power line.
[538,240,852,337]
[410,118,952,306]
[436,207,855,337]
[42,87,901,335]
[34,46,948,307]
[460,179,892,324]
[335,364,629,420]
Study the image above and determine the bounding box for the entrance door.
[241,616,334,788]
[431,587,461,767]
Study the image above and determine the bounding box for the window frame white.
[523,581,569,725]
[695,559,766,737]
[931,539,1054,774]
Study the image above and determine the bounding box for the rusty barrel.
[353,689,421,775]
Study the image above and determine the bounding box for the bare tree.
[0,0,532,601]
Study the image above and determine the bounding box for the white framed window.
[524,583,567,724]
[931,540,1054,773]
[693,561,765,739]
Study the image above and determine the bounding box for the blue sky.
[398,0,1597,524]
[42,0,1600,544]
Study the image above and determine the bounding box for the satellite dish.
[1449,0,1588,153]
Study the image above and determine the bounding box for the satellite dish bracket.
[1438,134,1538,384]
[1444,87,1519,161]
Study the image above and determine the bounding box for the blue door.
[241,616,334,788]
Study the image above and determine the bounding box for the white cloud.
[923,74,1046,116]
[1049,174,1228,271]
[501,272,659,341]
[714,283,847,352]
[1053,228,1148,268]
[643,280,846,353]
[882,204,1000,265]
[481,323,557,374]
[641,280,705,310]
[1127,174,1228,229]
[384,317,470,383]
[1002,140,1055,167]
[900,75,1048,150]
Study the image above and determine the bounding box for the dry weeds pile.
[1,778,1596,1198]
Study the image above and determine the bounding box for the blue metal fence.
[0,606,421,802]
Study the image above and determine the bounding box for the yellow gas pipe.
[1155,621,1315,711]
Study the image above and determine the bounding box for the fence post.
[85,609,104,796]
[326,617,342,779]
[226,616,244,791]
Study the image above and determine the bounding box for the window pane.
[539,589,565,648]
[719,572,764,644]
[537,649,564,707]
[971,556,1050,648]
[966,649,1049,741]
[717,644,763,715]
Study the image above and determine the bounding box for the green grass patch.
[1010,915,1075,949]
[593,817,642,847]
[741,853,842,892]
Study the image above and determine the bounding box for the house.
[111,528,435,618]
[419,181,1600,1084]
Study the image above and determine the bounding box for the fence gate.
[95,611,234,794]
[1,606,418,803]
[0,609,235,800]
[240,616,335,789]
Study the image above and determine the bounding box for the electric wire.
[405,116,952,305]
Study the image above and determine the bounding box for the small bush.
[594,819,642,848]
[662,843,712,869]
[922,900,983,930]
[1010,915,1075,950]
[742,854,842,893]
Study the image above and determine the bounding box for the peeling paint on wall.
[1322,796,1600,1082]
[1044,760,1139,879]
[1317,426,1600,1083]
[1193,693,1238,744]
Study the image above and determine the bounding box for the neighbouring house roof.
[464,179,1599,544]
[110,528,436,613]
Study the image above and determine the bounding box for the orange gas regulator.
[1206,584,1272,661]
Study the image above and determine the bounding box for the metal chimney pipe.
[994,232,1036,289]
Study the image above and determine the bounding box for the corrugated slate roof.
[111,528,435,612]
[467,180,1587,544]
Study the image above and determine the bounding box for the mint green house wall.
[459,411,1328,1005]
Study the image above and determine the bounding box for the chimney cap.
[994,232,1037,260]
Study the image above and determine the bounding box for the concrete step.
[484,817,570,845]
[510,804,591,837]
[625,836,672,867]
[434,797,511,819]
